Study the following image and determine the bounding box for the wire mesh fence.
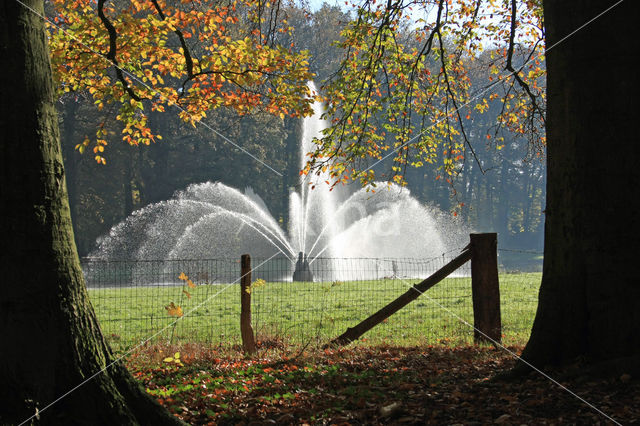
[495,248,543,340]
[84,251,541,351]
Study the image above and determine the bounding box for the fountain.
[90,83,468,282]
[292,252,313,282]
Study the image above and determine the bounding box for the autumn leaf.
[165,302,183,318]
[162,352,183,366]
[47,0,314,161]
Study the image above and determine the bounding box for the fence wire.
[83,253,541,351]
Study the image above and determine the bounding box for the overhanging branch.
[97,0,141,101]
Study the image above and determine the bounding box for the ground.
[128,343,639,425]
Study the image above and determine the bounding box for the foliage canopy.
[49,0,545,189]
[49,0,315,164]
[307,0,545,187]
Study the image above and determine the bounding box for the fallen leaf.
[494,414,511,424]
[379,401,402,417]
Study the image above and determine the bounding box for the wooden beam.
[328,247,472,347]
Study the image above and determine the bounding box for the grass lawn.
[89,272,541,352]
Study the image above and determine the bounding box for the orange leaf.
[165,302,183,317]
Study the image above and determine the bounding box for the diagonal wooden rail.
[326,247,473,347]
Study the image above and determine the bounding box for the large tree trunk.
[0,2,182,424]
[522,0,640,366]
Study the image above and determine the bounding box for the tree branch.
[435,24,484,174]
[505,0,545,125]
[149,0,195,79]
[97,0,141,101]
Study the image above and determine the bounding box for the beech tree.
[0,0,312,423]
[306,0,545,186]
[0,1,184,424]
[47,0,314,163]
[306,0,639,366]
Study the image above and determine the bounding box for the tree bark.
[522,0,640,366]
[0,2,183,424]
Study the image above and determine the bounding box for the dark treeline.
[56,3,545,257]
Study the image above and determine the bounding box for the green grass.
[88,272,541,352]
[498,250,544,272]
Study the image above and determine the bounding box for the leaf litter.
[127,343,639,425]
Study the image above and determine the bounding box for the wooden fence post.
[240,254,256,354]
[470,233,502,344]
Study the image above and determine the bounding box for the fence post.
[240,254,256,354]
[470,233,502,344]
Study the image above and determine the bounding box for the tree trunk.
[0,2,182,424]
[139,111,172,205]
[521,163,533,235]
[124,155,135,217]
[522,0,640,366]
[496,160,510,242]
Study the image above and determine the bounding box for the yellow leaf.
[178,272,188,281]
[165,302,183,317]
[187,279,196,289]
[163,353,182,365]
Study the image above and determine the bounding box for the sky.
[305,0,345,12]
[302,0,434,29]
